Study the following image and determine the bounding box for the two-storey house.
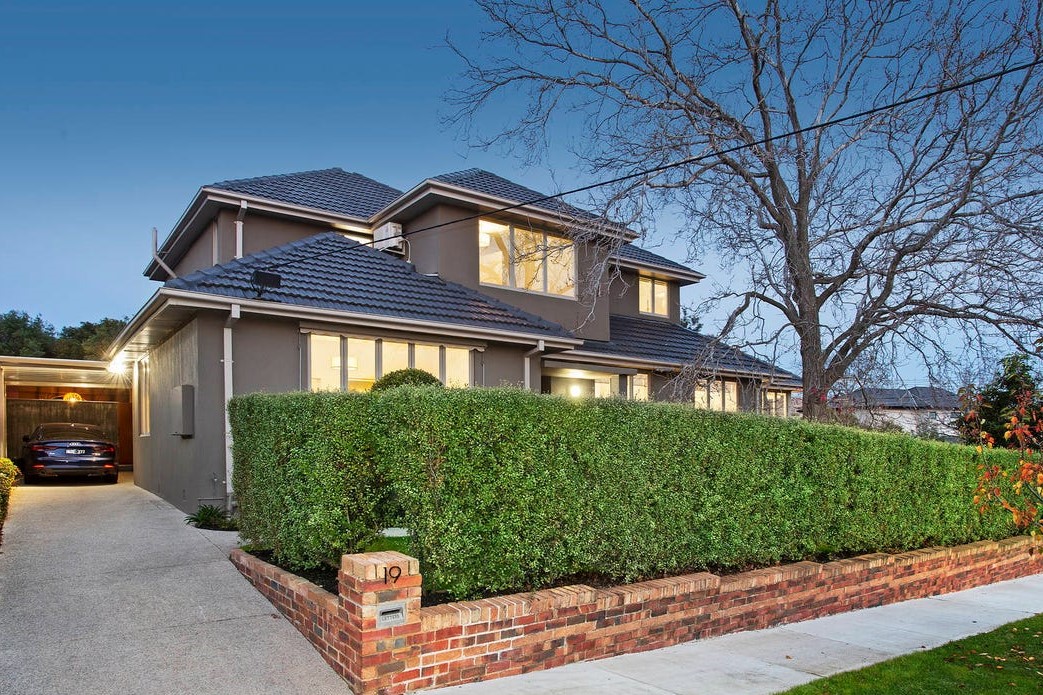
[109,168,799,512]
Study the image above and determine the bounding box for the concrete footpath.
[2,476,1041,695]
[0,474,352,695]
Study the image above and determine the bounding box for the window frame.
[478,219,577,298]
[306,332,473,391]
[639,275,670,317]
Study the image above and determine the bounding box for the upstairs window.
[479,219,576,297]
[639,276,669,316]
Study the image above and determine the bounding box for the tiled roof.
[615,243,698,275]
[165,233,571,339]
[848,387,959,410]
[209,168,403,219]
[432,169,600,221]
[578,315,801,385]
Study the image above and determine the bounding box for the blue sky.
[1,1,631,326]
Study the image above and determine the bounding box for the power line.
[258,56,1043,277]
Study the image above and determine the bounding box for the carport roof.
[0,356,128,389]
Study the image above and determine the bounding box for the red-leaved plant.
[970,389,1043,538]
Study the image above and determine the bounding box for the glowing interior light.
[569,383,583,398]
[107,352,128,374]
[63,392,83,403]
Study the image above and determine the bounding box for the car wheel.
[104,473,119,484]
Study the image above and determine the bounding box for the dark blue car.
[20,422,118,484]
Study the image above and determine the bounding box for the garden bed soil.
[246,545,939,607]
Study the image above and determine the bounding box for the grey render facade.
[109,168,800,512]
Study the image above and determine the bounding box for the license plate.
[66,448,86,455]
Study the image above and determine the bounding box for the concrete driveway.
[0,474,352,695]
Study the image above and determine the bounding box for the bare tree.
[449,0,1043,419]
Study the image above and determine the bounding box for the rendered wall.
[133,315,227,512]
[174,209,336,277]
[608,268,681,324]
[404,205,612,341]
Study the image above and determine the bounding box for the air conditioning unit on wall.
[372,222,403,251]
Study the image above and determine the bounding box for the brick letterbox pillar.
[340,551,423,694]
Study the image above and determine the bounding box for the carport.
[0,356,132,467]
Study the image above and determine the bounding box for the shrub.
[371,368,443,391]
[185,504,237,531]
[0,457,18,532]
[230,391,392,569]
[230,388,1018,599]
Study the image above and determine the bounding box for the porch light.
[569,383,583,398]
[107,352,128,374]
[63,392,83,404]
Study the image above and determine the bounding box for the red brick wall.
[231,537,1043,695]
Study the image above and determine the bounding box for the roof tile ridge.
[165,232,341,287]
[209,167,346,187]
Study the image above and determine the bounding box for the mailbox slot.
[377,601,406,628]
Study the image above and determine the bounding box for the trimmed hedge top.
[230,388,1016,600]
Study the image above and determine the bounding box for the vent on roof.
[373,222,403,251]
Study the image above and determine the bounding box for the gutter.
[557,349,802,387]
[106,287,581,365]
[370,181,640,242]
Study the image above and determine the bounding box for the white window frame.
[479,219,577,298]
[639,276,670,317]
[307,333,473,391]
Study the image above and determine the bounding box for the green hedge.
[0,457,18,532]
[230,388,1017,599]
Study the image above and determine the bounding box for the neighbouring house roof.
[431,168,600,222]
[848,387,959,410]
[574,315,802,385]
[209,168,404,219]
[164,232,572,339]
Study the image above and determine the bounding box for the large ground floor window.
[763,389,789,417]
[308,333,472,392]
[692,378,739,412]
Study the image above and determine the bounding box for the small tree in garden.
[371,368,443,392]
[959,354,1042,445]
[972,390,1043,538]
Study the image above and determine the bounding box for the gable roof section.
[577,315,801,385]
[164,232,571,339]
[432,168,600,222]
[849,387,959,410]
[614,242,703,281]
[209,168,403,219]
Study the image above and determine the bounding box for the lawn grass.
[782,613,1043,694]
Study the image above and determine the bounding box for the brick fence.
[231,537,1042,694]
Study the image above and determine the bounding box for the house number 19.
[383,566,402,584]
